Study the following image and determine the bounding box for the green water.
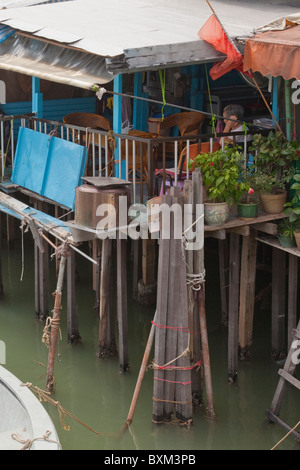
[0,238,299,451]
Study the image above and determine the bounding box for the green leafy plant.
[277,218,300,240]
[191,145,249,205]
[284,172,300,222]
[249,131,300,194]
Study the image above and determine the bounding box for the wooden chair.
[63,112,114,175]
[156,111,207,158]
[157,111,206,137]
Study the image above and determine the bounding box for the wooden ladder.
[265,319,300,442]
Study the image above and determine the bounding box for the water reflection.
[0,239,299,450]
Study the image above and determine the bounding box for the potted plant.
[249,131,300,214]
[237,187,260,220]
[283,172,300,249]
[192,145,248,225]
[277,218,298,248]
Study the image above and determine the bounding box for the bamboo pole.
[46,245,69,393]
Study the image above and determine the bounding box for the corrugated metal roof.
[0,0,298,88]
[0,0,298,57]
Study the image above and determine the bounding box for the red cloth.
[198,14,244,80]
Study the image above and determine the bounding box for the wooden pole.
[193,169,215,416]
[117,235,129,372]
[46,244,69,393]
[238,230,257,360]
[0,213,3,297]
[272,248,286,360]
[123,311,157,432]
[288,254,297,350]
[98,238,116,357]
[228,232,240,382]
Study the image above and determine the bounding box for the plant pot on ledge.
[294,229,300,250]
[260,189,287,215]
[204,201,229,226]
[191,145,248,227]
[237,191,260,220]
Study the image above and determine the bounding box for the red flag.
[198,14,244,80]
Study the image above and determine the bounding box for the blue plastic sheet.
[12,127,87,209]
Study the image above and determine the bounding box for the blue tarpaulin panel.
[11,127,87,209]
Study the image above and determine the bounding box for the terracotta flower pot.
[294,229,300,250]
[260,190,287,214]
[204,201,229,226]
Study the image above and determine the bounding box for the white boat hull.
[0,366,61,450]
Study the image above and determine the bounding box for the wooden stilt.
[46,244,69,393]
[228,232,240,382]
[33,202,49,320]
[153,195,171,423]
[98,238,117,358]
[287,254,298,350]
[218,238,228,325]
[183,180,202,406]
[0,213,3,297]
[272,248,286,359]
[132,238,142,298]
[239,229,257,360]
[192,169,214,416]
[153,188,193,424]
[135,238,157,305]
[67,249,81,343]
[117,235,129,372]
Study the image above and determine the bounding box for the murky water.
[0,237,299,451]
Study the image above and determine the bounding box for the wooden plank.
[269,319,300,416]
[142,238,156,286]
[163,194,179,421]
[239,230,258,359]
[256,234,300,257]
[278,369,300,390]
[228,232,240,382]
[117,236,129,372]
[204,211,286,232]
[183,179,202,406]
[153,194,172,423]
[252,222,278,235]
[218,238,228,326]
[265,409,300,443]
[67,248,81,343]
[271,248,286,359]
[0,213,3,296]
[288,255,298,349]
[98,238,116,358]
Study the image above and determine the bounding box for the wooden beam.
[288,254,298,350]
[228,232,240,382]
[239,230,258,360]
[272,248,286,359]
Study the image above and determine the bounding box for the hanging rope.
[11,429,62,451]
[205,64,217,138]
[159,69,167,120]
[21,382,117,437]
